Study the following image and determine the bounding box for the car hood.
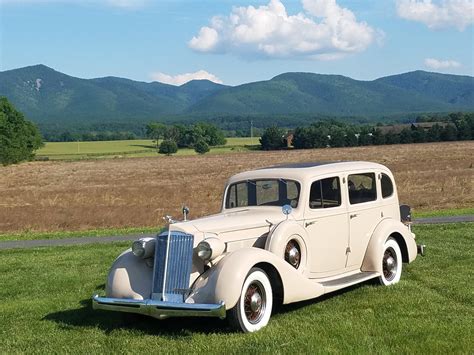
[171,207,288,239]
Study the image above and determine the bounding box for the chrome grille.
[151,231,194,303]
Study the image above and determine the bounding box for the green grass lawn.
[413,207,474,218]
[36,137,261,160]
[1,223,472,353]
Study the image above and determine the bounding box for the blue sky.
[1,0,473,85]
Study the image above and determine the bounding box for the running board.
[320,272,379,293]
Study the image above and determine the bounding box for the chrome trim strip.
[161,228,172,301]
[92,295,226,319]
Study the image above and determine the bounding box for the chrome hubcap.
[386,256,396,273]
[244,281,266,324]
[285,240,301,268]
[383,247,397,281]
[250,292,262,312]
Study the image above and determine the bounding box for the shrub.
[194,139,210,154]
[158,140,178,155]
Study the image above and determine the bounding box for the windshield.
[225,179,300,209]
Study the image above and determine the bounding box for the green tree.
[399,128,414,144]
[329,126,346,147]
[411,127,427,143]
[195,122,227,146]
[440,124,458,141]
[344,127,358,147]
[0,97,43,165]
[158,139,178,156]
[260,126,286,150]
[427,124,442,142]
[194,139,210,154]
[146,122,167,147]
[372,128,386,145]
[386,131,401,145]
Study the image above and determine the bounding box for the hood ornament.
[182,206,190,221]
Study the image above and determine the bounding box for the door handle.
[305,220,317,228]
[350,214,358,219]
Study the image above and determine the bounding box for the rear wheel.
[228,267,273,332]
[378,238,402,286]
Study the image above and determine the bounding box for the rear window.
[348,173,377,204]
[226,179,300,209]
[381,173,394,198]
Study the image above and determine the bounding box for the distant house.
[413,122,451,130]
[376,122,451,134]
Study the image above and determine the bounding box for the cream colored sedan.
[93,161,424,332]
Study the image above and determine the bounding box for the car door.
[346,171,382,267]
[304,175,349,276]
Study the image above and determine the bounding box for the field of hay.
[0,141,472,233]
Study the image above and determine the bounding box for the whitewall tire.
[228,267,273,332]
[378,238,402,286]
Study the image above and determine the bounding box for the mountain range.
[0,64,473,126]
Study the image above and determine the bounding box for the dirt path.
[0,215,472,250]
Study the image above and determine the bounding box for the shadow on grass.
[43,298,229,337]
[275,279,376,315]
[44,280,376,336]
[130,144,157,149]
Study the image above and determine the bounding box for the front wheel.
[228,267,273,332]
[378,238,402,286]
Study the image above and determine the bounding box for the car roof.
[228,161,391,183]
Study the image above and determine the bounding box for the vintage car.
[93,161,425,332]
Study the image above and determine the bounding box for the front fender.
[105,249,153,300]
[361,218,417,274]
[187,247,324,310]
[265,220,309,272]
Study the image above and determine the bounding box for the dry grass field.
[0,141,472,233]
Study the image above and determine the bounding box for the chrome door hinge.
[346,247,351,254]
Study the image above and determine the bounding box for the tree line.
[145,122,227,155]
[260,113,474,150]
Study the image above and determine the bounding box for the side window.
[309,177,341,209]
[381,173,394,198]
[348,173,377,204]
[226,182,248,208]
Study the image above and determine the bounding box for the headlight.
[196,237,225,261]
[132,237,155,258]
[197,241,212,260]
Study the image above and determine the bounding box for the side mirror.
[282,204,292,219]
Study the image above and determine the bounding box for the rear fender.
[361,218,417,274]
[187,247,324,310]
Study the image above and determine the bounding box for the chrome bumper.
[92,295,226,319]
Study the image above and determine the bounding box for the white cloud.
[189,0,379,60]
[150,70,223,86]
[396,0,474,30]
[424,58,461,69]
